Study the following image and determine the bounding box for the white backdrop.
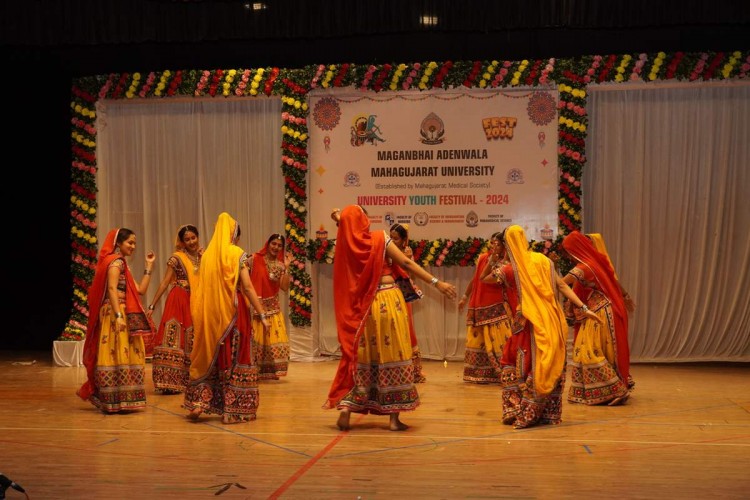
[94,82,750,362]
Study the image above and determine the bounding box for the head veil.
[250,234,285,298]
[503,225,567,397]
[189,212,245,381]
[324,205,385,408]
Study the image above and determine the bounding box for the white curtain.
[585,81,750,362]
[94,82,750,362]
[95,97,286,318]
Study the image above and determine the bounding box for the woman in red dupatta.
[562,230,635,406]
[458,232,512,384]
[248,233,292,380]
[77,228,156,413]
[147,224,202,394]
[324,205,457,431]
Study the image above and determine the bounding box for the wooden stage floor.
[1,351,748,499]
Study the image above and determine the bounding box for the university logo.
[419,112,446,145]
[465,211,479,228]
[413,212,429,227]
[384,211,396,227]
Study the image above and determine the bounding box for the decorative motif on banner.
[506,168,524,184]
[323,135,331,152]
[540,224,554,240]
[343,171,361,187]
[420,112,446,145]
[465,211,479,227]
[538,131,546,148]
[527,91,557,126]
[351,114,385,146]
[313,97,341,130]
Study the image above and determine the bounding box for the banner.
[308,88,559,242]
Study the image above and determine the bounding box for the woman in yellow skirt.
[324,206,457,431]
[248,233,293,380]
[77,228,156,413]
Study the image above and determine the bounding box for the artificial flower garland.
[60,50,747,339]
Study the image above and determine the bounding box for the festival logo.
[413,212,429,227]
[465,211,479,228]
[351,114,385,146]
[343,171,361,187]
[420,112,445,145]
[481,116,517,141]
[506,168,524,184]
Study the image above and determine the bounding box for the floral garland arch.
[61,50,748,340]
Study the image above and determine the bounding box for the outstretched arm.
[386,242,457,300]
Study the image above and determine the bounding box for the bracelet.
[115,312,124,319]
[148,304,155,311]
[144,269,152,276]
[430,277,439,286]
[260,312,268,320]
[581,305,589,312]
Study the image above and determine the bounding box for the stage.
[1,351,748,499]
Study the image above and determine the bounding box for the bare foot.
[336,411,351,431]
[608,394,629,406]
[389,415,409,431]
[186,408,202,421]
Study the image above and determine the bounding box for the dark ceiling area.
[2,0,749,76]
[1,0,748,351]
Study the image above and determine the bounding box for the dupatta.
[189,212,245,381]
[563,231,630,382]
[504,225,567,397]
[324,205,385,408]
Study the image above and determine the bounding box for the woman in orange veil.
[324,205,457,431]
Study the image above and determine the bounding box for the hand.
[582,308,603,324]
[330,208,341,224]
[261,317,271,330]
[437,281,457,300]
[146,309,154,319]
[458,295,468,311]
[146,251,156,264]
[284,252,293,267]
[115,315,127,332]
[624,295,636,313]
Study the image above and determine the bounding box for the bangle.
[430,277,439,286]
[260,312,268,320]
[144,269,152,276]
[581,305,589,312]
[148,304,155,311]
[115,312,124,319]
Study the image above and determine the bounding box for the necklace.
[265,255,284,281]
[185,250,200,272]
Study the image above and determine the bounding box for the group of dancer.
[456,225,636,427]
[77,212,292,424]
[76,204,635,431]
